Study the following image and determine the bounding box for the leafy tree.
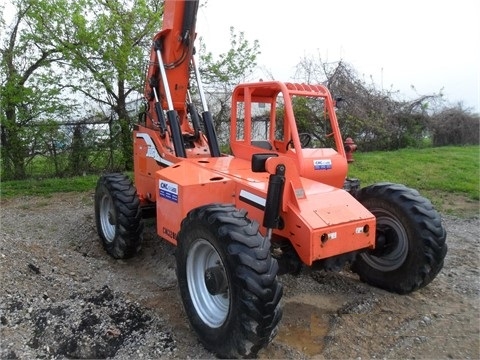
[68,124,88,175]
[28,0,164,171]
[1,0,262,180]
[0,0,78,179]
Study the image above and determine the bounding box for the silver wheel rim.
[187,239,229,328]
[99,194,116,243]
[360,208,408,271]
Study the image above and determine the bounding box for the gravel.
[1,192,478,359]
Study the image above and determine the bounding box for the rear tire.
[94,173,143,259]
[176,204,283,358]
[352,182,447,294]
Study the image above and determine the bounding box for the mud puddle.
[260,293,346,358]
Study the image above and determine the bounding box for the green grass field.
[1,146,478,216]
[348,145,479,217]
[0,175,100,198]
[348,145,479,200]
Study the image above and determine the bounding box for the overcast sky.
[196,0,480,113]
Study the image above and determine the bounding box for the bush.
[430,107,480,146]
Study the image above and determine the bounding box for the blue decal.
[159,180,178,203]
[313,159,332,170]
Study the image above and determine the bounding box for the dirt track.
[0,192,479,359]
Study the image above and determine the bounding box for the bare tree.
[430,105,480,146]
[293,55,449,150]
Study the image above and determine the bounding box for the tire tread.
[177,204,282,358]
[352,182,447,294]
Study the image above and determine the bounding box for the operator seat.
[251,140,273,150]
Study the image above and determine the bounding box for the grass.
[348,146,479,198]
[0,175,100,198]
[348,145,479,217]
[1,146,478,217]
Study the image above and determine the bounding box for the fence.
[1,115,127,180]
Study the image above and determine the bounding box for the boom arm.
[144,0,197,117]
[143,0,220,158]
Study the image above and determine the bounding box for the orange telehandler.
[94,1,447,357]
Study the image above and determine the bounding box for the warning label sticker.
[313,159,332,170]
[159,180,178,203]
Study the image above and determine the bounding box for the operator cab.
[230,81,348,188]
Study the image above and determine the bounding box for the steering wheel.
[299,133,312,147]
[287,133,312,149]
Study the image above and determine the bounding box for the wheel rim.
[99,194,116,243]
[187,239,229,328]
[360,208,408,271]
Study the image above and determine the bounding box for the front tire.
[176,204,283,358]
[352,182,447,294]
[94,173,143,259]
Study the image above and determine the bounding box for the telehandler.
[94,0,447,357]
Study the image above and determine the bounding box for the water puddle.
[274,301,329,356]
[260,293,344,358]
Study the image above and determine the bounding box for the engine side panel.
[155,161,236,245]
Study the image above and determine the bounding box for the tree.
[293,55,446,151]
[0,0,78,179]
[28,0,164,171]
[430,105,480,146]
[1,0,263,180]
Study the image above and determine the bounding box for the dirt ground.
[0,191,479,359]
